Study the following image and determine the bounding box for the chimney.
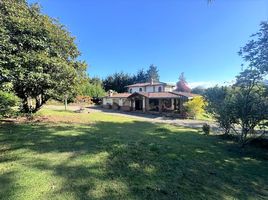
[108,90,113,97]
[150,78,154,85]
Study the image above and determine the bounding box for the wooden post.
[64,94,68,111]
[159,99,162,113]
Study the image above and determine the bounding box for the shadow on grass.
[0,121,267,199]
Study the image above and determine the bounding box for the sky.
[29,0,268,88]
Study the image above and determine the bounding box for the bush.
[0,91,19,117]
[202,123,210,135]
[184,96,207,119]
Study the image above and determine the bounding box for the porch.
[128,93,188,114]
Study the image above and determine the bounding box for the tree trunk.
[21,98,30,113]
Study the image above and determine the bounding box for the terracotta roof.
[148,92,180,98]
[128,92,182,99]
[104,91,199,99]
[104,93,131,98]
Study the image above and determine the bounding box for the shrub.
[184,96,207,119]
[0,91,19,117]
[202,123,210,135]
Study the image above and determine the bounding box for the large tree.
[78,77,105,98]
[103,72,134,93]
[132,69,147,83]
[175,73,191,93]
[146,64,160,82]
[206,22,268,146]
[0,0,86,112]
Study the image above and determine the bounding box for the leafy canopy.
[0,0,87,112]
[175,73,191,93]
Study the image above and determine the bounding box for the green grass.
[0,108,267,200]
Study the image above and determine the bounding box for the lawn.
[0,108,267,200]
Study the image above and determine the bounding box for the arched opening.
[158,86,162,92]
[139,88,143,92]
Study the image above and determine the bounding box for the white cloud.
[188,80,235,89]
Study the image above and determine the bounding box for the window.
[130,89,132,93]
[139,88,142,92]
[158,86,162,92]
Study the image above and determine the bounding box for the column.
[159,99,162,113]
[142,97,146,112]
[133,99,136,111]
[171,99,174,110]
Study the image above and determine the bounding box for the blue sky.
[29,0,268,87]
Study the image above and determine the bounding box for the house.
[102,79,198,116]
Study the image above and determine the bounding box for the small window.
[130,89,132,93]
[158,86,162,92]
[139,88,142,92]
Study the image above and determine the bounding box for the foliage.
[103,72,134,93]
[184,96,206,119]
[175,73,191,93]
[0,90,19,117]
[232,72,268,146]
[146,64,160,82]
[206,83,268,146]
[233,21,268,146]
[78,77,106,97]
[1,107,267,199]
[132,69,147,83]
[102,65,161,92]
[191,86,206,95]
[238,21,268,75]
[205,86,236,135]
[0,0,86,113]
[205,22,268,146]
[202,123,210,135]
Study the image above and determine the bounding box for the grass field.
[0,108,267,200]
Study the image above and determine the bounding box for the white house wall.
[164,86,174,92]
[129,85,164,93]
[129,86,146,93]
[103,98,113,105]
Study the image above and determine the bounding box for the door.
[135,99,142,110]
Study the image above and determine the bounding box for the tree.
[78,77,105,98]
[183,96,207,119]
[191,86,206,95]
[103,72,134,93]
[232,70,268,146]
[206,75,268,146]
[133,69,147,83]
[205,86,237,135]
[205,22,268,146]
[146,65,160,82]
[0,0,86,113]
[238,21,268,76]
[175,73,191,93]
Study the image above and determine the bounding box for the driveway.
[87,105,220,132]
